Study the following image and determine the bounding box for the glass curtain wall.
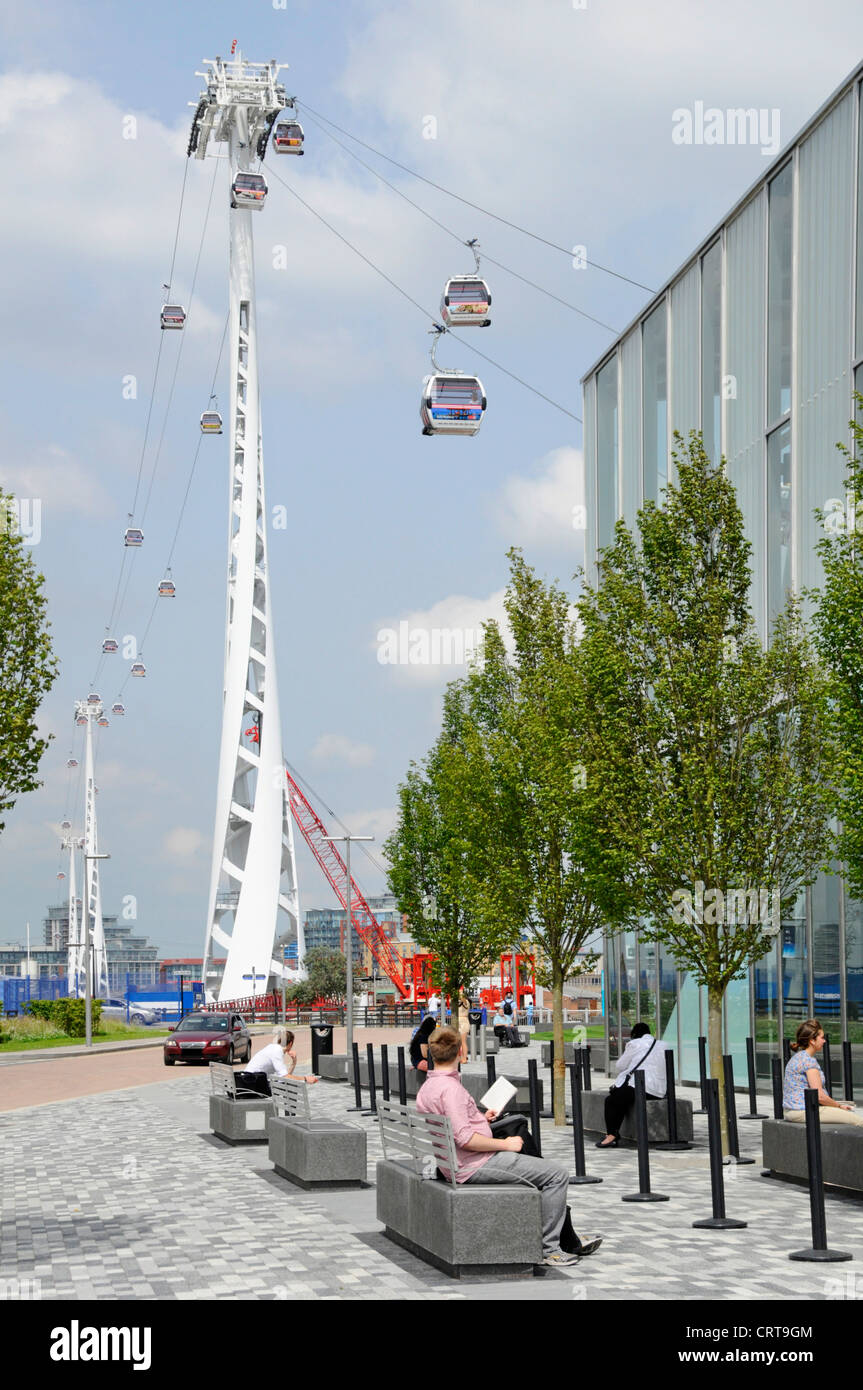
[701,241,722,465]
[642,303,668,504]
[767,163,793,425]
[596,356,619,550]
[766,421,792,623]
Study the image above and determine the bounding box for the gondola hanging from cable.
[102,638,119,654]
[158,572,176,598]
[112,702,125,716]
[124,527,144,547]
[67,758,78,768]
[231,171,267,210]
[57,872,66,881]
[87,694,101,705]
[440,241,491,328]
[97,717,110,728]
[200,396,222,434]
[273,119,304,154]
[75,716,87,727]
[61,820,71,830]
[130,662,146,678]
[420,325,486,437]
[160,303,186,330]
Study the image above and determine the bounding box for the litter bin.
[310,1024,335,1075]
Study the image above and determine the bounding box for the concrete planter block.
[580,1088,693,1142]
[318,1054,350,1082]
[268,1116,367,1189]
[762,1117,863,1192]
[209,1094,274,1145]
[376,1159,542,1279]
[460,1072,540,1116]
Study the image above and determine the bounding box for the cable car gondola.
[200,410,222,434]
[87,693,101,704]
[97,717,110,727]
[112,702,125,716]
[158,574,176,598]
[102,638,118,654]
[230,172,268,210]
[75,716,87,727]
[420,325,487,437]
[160,304,186,330]
[61,819,71,830]
[124,528,144,547]
[440,241,491,328]
[273,120,304,154]
[57,872,66,881]
[67,758,78,768]
[130,662,146,678]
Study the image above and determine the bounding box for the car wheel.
[227,1045,235,1065]
[164,1057,175,1066]
[131,1013,146,1025]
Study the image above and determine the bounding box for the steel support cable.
[297,100,656,295]
[266,166,581,424]
[285,760,390,880]
[301,108,620,335]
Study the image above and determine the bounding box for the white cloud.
[309,733,376,767]
[0,444,113,518]
[163,826,207,861]
[375,587,508,684]
[494,446,585,546]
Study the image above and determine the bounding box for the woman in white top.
[234,1028,320,1096]
[596,1021,667,1148]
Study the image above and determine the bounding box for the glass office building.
[582,63,863,1089]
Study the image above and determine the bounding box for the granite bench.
[208,1062,275,1145]
[376,1100,542,1279]
[580,1087,693,1143]
[762,1117,863,1194]
[267,1077,366,1189]
[461,1071,541,1116]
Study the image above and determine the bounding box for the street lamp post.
[82,851,110,1048]
[323,834,374,1064]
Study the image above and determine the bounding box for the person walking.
[595,1021,666,1148]
[783,1019,863,1125]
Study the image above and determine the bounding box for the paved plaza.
[2,1035,862,1302]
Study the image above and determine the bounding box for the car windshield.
[175,1015,228,1033]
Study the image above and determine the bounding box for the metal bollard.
[692,1078,747,1230]
[582,1044,592,1092]
[397,1046,408,1106]
[622,1071,669,1203]
[527,1058,543,1158]
[723,1054,755,1164]
[740,1036,764,1120]
[772,1055,784,1119]
[365,1043,378,1115]
[380,1043,390,1102]
[788,1086,852,1262]
[696,1035,709,1114]
[822,1036,833,1096]
[348,1041,365,1113]
[568,1063,601,1185]
[542,1043,555,1119]
[657,1049,691,1150]
[486,1055,496,1088]
[843,1040,854,1102]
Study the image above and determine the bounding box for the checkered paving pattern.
[1,1069,862,1301]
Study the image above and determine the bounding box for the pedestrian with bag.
[595,1020,666,1148]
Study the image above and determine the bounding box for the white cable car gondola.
[158,572,176,598]
[75,716,87,727]
[273,120,304,154]
[87,693,101,704]
[231,172,268,210]
[97,717,110,727]
[102,638,118,654]
[130,662,146,678]
[160,303,186,330]
[200,409,222,434]
[124,527,144,547]
[61,819,71,830]
[67,758,78,768]
[420,326,486,437]
[57,872,66,881]
[112,702,125,716]
[440,241,491,328]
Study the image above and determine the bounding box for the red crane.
[284,768,412,1001]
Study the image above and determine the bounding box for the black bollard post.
[397,1046,408,1106]
[582,1044,592,1092]
[772,1056,784,1120]
[692,1079,747,1230]
[788,1086,852,1262]
[366,1043,378,1116]
[657,1050,691,1150]
[486,1055,497,1089]
[696,1036,709,1114]
[568,1063,602,1185]
[380,1043,390,1102]
[843,1040,854,1102]
[542,1043,555,1119]
[527,1058,543,1158]
[822,1036,833,1096]
[347,1041,365,1113]
[622,1071,669,1203]
[723,1054,755,1164]
[740,1036,764,1120]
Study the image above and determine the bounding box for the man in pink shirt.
[416,1026,602,1269]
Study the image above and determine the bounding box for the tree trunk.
[552,977,566,1125]
[707,984,727,1156]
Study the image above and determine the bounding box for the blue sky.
[2,0,863,958]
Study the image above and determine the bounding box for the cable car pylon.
[190,52,302,1003]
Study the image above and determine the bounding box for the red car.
[163,1011,252,1066]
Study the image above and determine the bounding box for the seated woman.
[410,1012,438,1072]
[234,1027,319,1096]
[595,1021,666,1148]
[783,1019,863,1124]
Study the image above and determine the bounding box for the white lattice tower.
[63,832,81,994]
[190,54,302,1002]
[75,700,109,998]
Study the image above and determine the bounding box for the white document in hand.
[480,1077,517,1113]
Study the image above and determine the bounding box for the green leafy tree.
[442,551,635,1122]
[812,399,863,898]
[299,947,348,1004]
[576,432,835,1148]
[0,491,58,834]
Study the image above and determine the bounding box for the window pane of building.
[642,303,667,504]
[767,421,791,622]
[857,81,863,360]
[767,163,793,423]
[596,356,618,550]
[701,241,722,465]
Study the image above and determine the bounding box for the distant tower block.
[190,54,302,1002]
